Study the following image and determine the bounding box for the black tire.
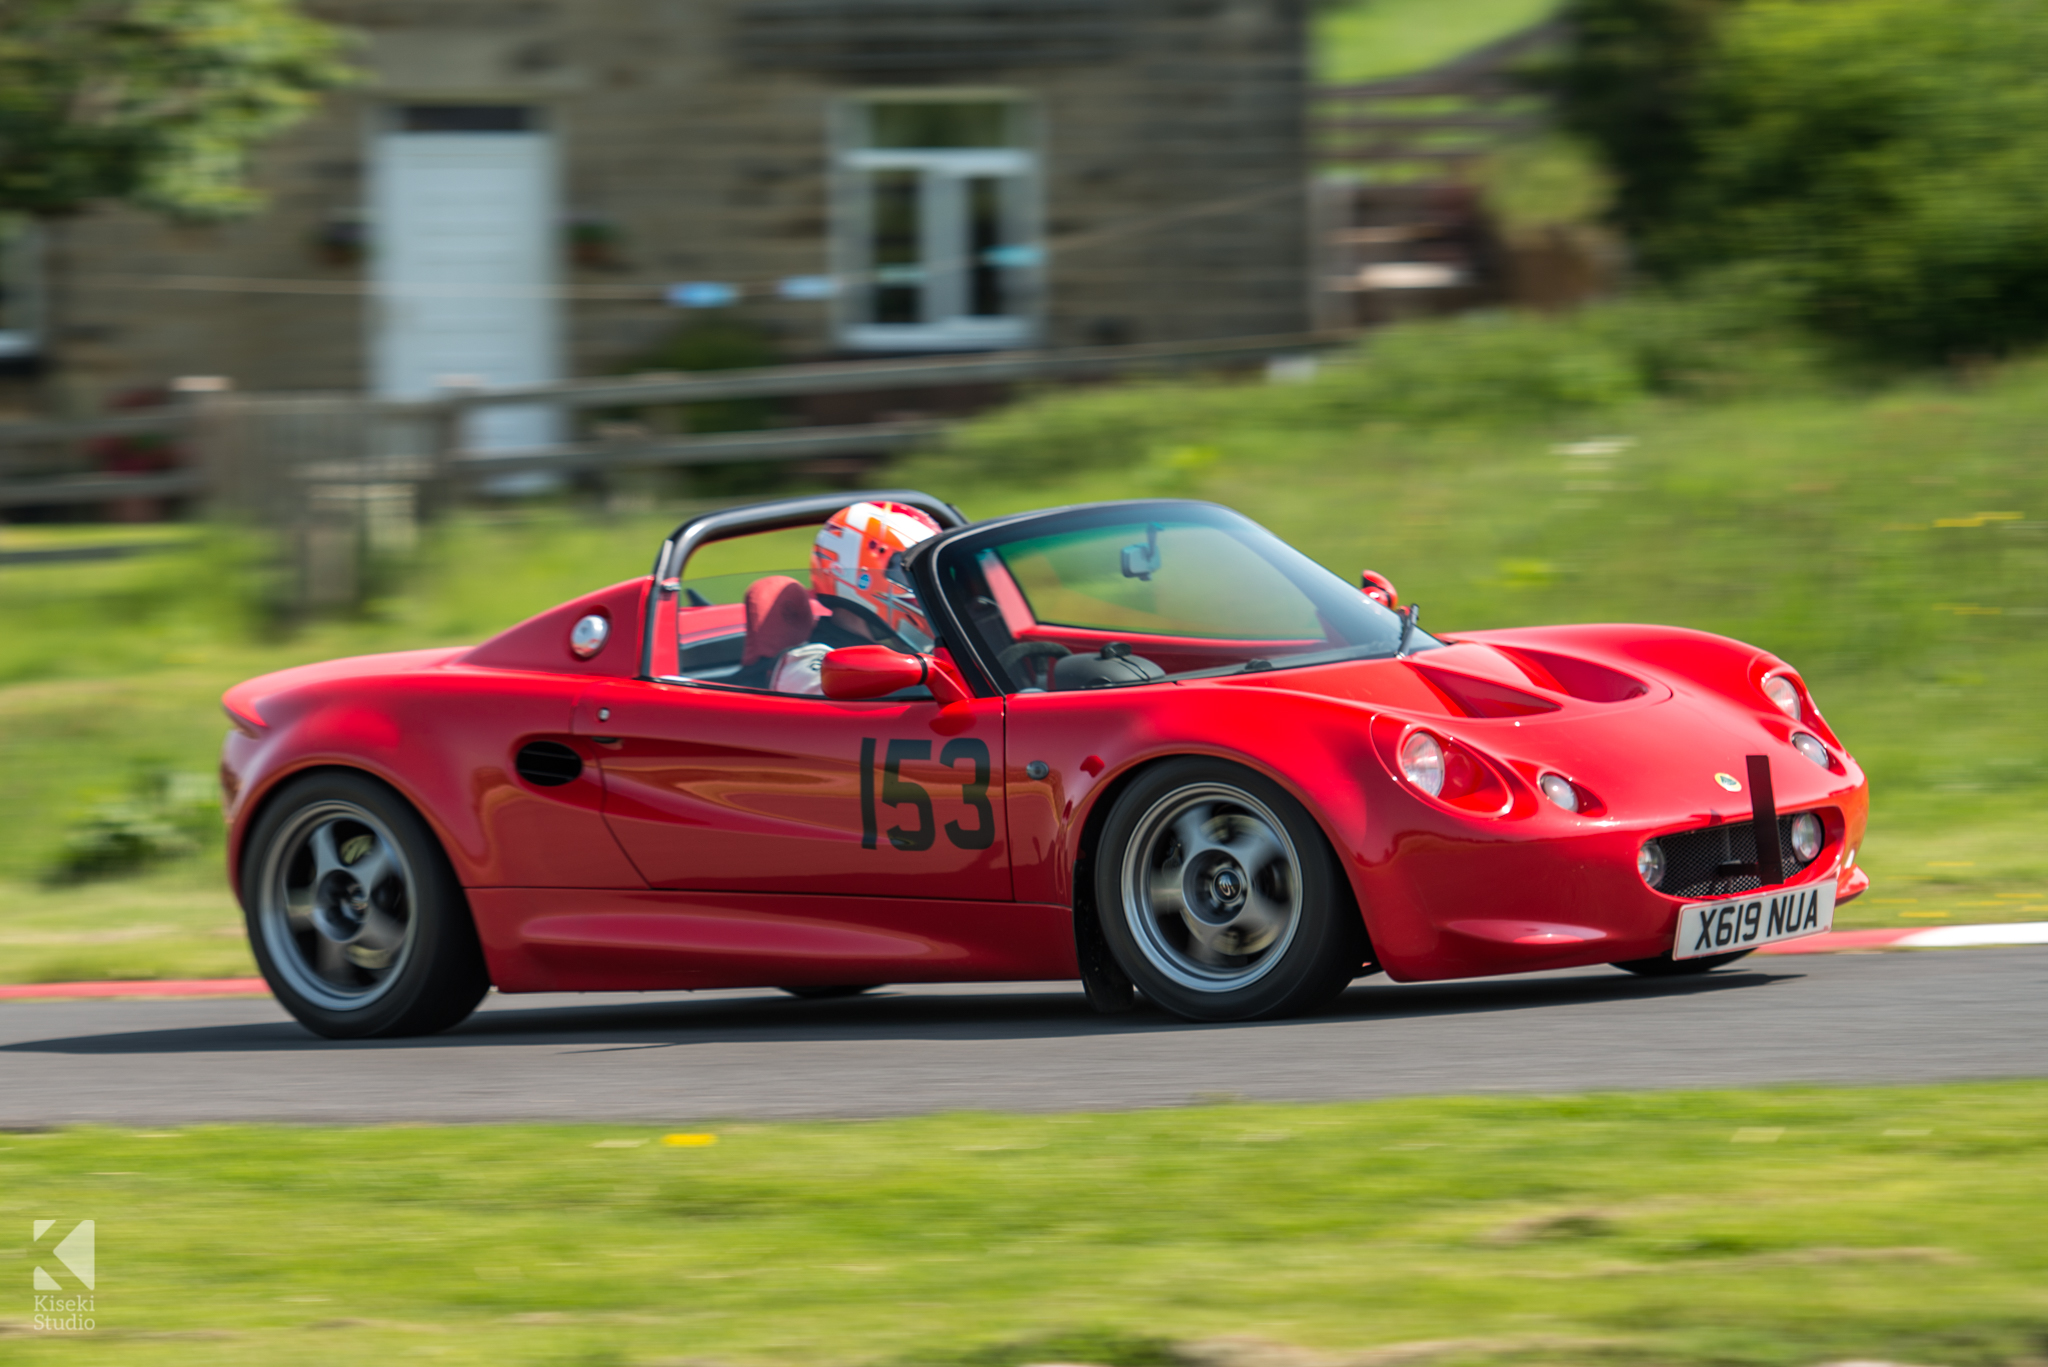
[1611,948,1754,977]
[778,985,880,1000]
[241,770,490,1039]
[1093,758,1366,1022]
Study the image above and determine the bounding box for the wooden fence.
[0,330,1340,606]
[1311,22,1569,328]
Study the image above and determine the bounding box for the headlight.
[1790,732,1831,769]
[1762,674,1801,721]
[1538,773,1580,812]
[1400,731,1445,797]
[1789,812,1823,862]
[1638,841,1666,889]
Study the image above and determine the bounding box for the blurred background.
[0,0,2043,984]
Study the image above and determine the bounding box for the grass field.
[1315,0,1559,85]
[3,1084,2047,1364]
[3,348,2046,983]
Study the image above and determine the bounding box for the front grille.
[1652,816,1818,900]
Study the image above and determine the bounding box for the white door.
[372,105,559,452]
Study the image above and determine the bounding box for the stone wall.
[38,0,1307,410]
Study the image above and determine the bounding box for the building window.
[0,217,43,359]
[837,97,1039,351]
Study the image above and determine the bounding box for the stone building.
[8,0,1311,421]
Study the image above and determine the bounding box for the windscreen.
[935,504,1428,692]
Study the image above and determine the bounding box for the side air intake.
[514,740,584,787]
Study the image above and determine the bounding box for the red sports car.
[221,491,1869,1038]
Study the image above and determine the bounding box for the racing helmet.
[810,500,942,648]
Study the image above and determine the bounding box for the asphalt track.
[2,948,2043,1127]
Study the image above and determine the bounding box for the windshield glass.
[933,502,1436,691]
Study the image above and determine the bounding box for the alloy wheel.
[1120,782,1305,993]
[256,800,418,1012]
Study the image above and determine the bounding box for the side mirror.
[1360,570,1399,610]
[820,645,971,705]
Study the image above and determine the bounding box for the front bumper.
[1353,795,1869,981]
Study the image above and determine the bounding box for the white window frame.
[0,218,45,359]
[833,97,1043,352]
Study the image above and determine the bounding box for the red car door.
[576,678,1011,900]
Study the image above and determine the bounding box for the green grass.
[3,1086,2048,1364]
[5,346,2048,982]
[0,864,254,983]
[896,357,2048,925]
[0,509,688,983]
[1315,0,1560,85]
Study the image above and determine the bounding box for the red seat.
[741,576,825,668]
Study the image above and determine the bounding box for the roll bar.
[640,490,969,680]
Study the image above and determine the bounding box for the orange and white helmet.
[811,500,942,647]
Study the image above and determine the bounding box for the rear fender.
[223,666,642,894]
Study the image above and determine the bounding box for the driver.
[763,500,943,694]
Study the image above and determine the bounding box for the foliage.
[1477,132,1613,235]
[936,290,1821,484]
[6,334,2048,979]
[1687,0,2048,361]
[1315,0,1560,85]
[1548,0,1737,250]
[6,1086,2048,1364]
[0,0,352,219]
[43,767,219,884]
[1554,0,2048,361]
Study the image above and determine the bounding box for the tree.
[0,0,351,220]
[1553,0,2048,361]
[1547,0,1736,264]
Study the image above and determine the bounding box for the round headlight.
[1638,840,1666,889]
[1790,732,1831,769]
[1400,731,1445,797]
[1789,811,1823,863]
[1538,772,1580,812]
[1762,674,1801,721]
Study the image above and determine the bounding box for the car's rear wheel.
[243,771,490,1039]
[1095,759,1364,1022]
[1611,948,1754,977]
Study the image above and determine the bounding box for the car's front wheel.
[1094,759,1365,1021]
[242,771,490,1039]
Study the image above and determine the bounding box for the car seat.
[729,576,829,689]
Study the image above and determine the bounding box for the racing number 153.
[859,737,993,852]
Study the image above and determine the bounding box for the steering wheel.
[996,640,1072,691]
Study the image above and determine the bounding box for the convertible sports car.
[221,490,1869,1038]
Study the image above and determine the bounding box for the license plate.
[1674,881,1836,959]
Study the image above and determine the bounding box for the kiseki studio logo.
[30,1219,96,1332]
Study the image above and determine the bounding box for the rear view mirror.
[1120,522,1162,581]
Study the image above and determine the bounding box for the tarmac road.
[2,948,2044,1126]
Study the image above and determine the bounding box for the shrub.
[921,289,1824,485]
[45,770,219,885]
[1556,0,2048,362]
